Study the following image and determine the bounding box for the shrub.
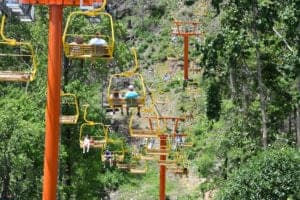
[216,147,300,200]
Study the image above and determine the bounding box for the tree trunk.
[229,66,236,101]
[252,3,268,149]
[256,43,268,149]
[296,78,300,148]
[1,158,11,199]
[241,62,250,114]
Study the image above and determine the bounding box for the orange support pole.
[149,118,153,130]
[42,5,63,200]
[183,35,189,81]
[159,135,167,200]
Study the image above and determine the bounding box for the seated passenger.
[69,36,84,55]
[104,149,113,167]
[70,36,84,45]
[82,135,90,154]
[124,85,141,117]
[88,32,107,46]
[109,90,124,114]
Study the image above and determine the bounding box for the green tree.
[216,147,300,200]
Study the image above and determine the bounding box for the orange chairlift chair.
[0,15,37,82]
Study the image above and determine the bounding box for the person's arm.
[124,92,129,99]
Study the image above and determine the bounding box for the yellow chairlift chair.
[62,0,115,59]
[60,92,79,124]
[168,152,190,177]
[130,140,159,161]
[107,48,146,113]
[128,111,160,138]
[0,15,37,82]
[128,159,148,174]
[145,137,171,156]
[101,139,125,167]
[116,149,148,174]
[79,105,109,149]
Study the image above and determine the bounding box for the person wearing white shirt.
[88,32,107,46]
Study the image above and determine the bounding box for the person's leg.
[126,107,129,115]
[87,142,90,153]
[137,106,141,117]
[109,158,112,167]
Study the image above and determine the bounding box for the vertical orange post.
[149,119,153,130]
[173,21,200,83]
[42,5,63,200]
[183,35,189,81]
[159,135,167,200]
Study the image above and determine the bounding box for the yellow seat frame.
[0,15,37,82]
[129,113,159,138]
[101,139,125,163]
[62,0,115,59]
[79,105,109,149]
[146,139,171,156]
[107,48,146,109]
[60,92,80,124]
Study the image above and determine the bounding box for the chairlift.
[62,0,115,59]
[146,137,170,156]
[79,105,109,149]
[129,113,159,138]
[101,139,125,164]
[0,15,37,82]
[60,92,79,124]
[107,49,146,112]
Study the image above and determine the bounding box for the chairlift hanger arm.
[0,15,16,44]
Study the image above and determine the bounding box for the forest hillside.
[0,0,299,200]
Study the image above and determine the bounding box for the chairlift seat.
[130,129,158,138]
[80,139,106,149]
[124,98,144,108]
[108,97,125,107]
[60,93,79,124]
[159,160,177,166]
[116,163,129,169]
[140,155,158,161]
[146,148,169,156]
[60,115,78,124]
[129,168,146,174]
[68,44,110,59]
[0,71,31,82]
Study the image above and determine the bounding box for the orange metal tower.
[172,20,201,83]
[144,116,186,200]
[18,0,102,199]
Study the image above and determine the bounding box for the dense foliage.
[216,147,300,200]
[193,0,300,198]
[0,0,299,199]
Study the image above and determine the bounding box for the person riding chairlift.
[124,85,141,117]
[110,90,124,115]
[88,32,107,46]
